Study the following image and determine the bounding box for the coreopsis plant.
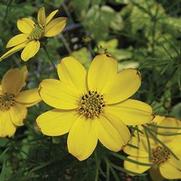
[0,67,41,137]
[36,54,153,161]
[123,116,181,179]
[0,7,67,62]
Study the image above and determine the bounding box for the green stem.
[144,127,152,161]
[94,151,100,181]
[110,163,147,176]
[143,126,179,160]
[42,45,57,72]
[147,126,181,136]
[59,34,72,54]
[104,158,110,181]
[147,123,181,130]
[111,152,153,166]
[3,0,13,22]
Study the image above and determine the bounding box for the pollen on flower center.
[0,93,15,111]
[28,24,44,40]
[151,146,170,165]
[78,91,105,119]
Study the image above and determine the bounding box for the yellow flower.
[36,54,153,161]
[152,115,181,142]
[0,7,67,62]
[124,116,181,179]
[0,67,41,137]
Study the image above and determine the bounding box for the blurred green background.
[0,0,181,180]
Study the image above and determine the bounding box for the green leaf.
[0,160,12,181]
[71,47,91,67]
[170,103,181,119]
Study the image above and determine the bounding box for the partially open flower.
[36,54,153,161]
[0,7,67,62]
[123,116,181,179]
[0,67,41,137]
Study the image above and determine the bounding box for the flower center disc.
[151,146,170,165]
[28,24,44,40]
[78,91,105,119]
[0,93,15,111]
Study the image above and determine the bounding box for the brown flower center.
[78,91,105,119]
[0,93,15,111]
[151,146,170,165]
[28,24,44,40]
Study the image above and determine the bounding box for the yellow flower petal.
[106,99,153,125]
[38,7,46,27]
[44,17,67,37]
[67,116,98,161]
[21,40,40,61]
[0,111,16,137]
[159,160,181,179]
[57,56,87,94]
[0,42,27,61]
[96,116,127,152]
[39,79,79,109]
[36,109,76,136]
[124,156,151,174]
[166,137,181,159]
[104,112,130,145]
[1,67,27,95]
[21,66,28,83]
[155,116,181,143]
[169,156,181,170]
[9,103,27,126]
[104,69,141,104]
[152,115,165,124]
[0,85,2,94]
[46,9,58,24]
[17,18,35,34]
[15,89,41,107]
[123,136,149,157]
[6,34,28,48]
[157,116,181,132]
[88,54,117,93]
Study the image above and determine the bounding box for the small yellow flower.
[124,116,181,179]
[36,54,153,161]
[0,7,67,62]
[0,67,41,137]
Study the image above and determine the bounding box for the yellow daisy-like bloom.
[124,116,181,179]
[0,7,67,62]
[0,67,41,137]
[36,54,153,161]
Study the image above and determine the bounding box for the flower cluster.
[0,7,66,61]
[0,7,180,180]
